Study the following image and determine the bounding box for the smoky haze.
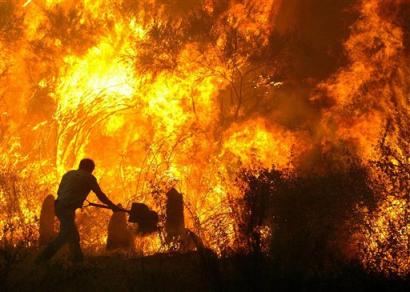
[0,0,408,274]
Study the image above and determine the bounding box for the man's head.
[79,158,95,173]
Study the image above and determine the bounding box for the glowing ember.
[0,0,408,276]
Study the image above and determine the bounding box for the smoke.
[0,0,408,271]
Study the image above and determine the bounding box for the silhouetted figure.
[39,194,56,246]
[106,204,134,250]
[165,188,185,239]
[36,159,120,264]
[164,188,204,252]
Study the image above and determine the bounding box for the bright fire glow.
[0,0,408,275]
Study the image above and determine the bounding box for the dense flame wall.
[0,0,408,275]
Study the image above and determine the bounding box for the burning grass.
[0,0,409,283]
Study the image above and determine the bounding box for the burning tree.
[0,0,408,277]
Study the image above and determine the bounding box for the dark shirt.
[56,169,113,209]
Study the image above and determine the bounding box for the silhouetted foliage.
[136,21,185,74]
[240,161,376,274]
[0,1,24,43]
[40,4,105,56]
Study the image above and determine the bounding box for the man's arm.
[90,178,121,211]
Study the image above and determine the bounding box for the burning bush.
[0,0,408,277]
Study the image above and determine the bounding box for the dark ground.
[0,248,408,292]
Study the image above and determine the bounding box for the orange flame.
[0,0,408,274]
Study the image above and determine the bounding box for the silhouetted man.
[36,158,120,264]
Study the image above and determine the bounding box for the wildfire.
[0,0,408,276]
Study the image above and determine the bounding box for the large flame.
[0,0,408,275]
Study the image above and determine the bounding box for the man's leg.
[35,208,74,263]
[67,221,83,263]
